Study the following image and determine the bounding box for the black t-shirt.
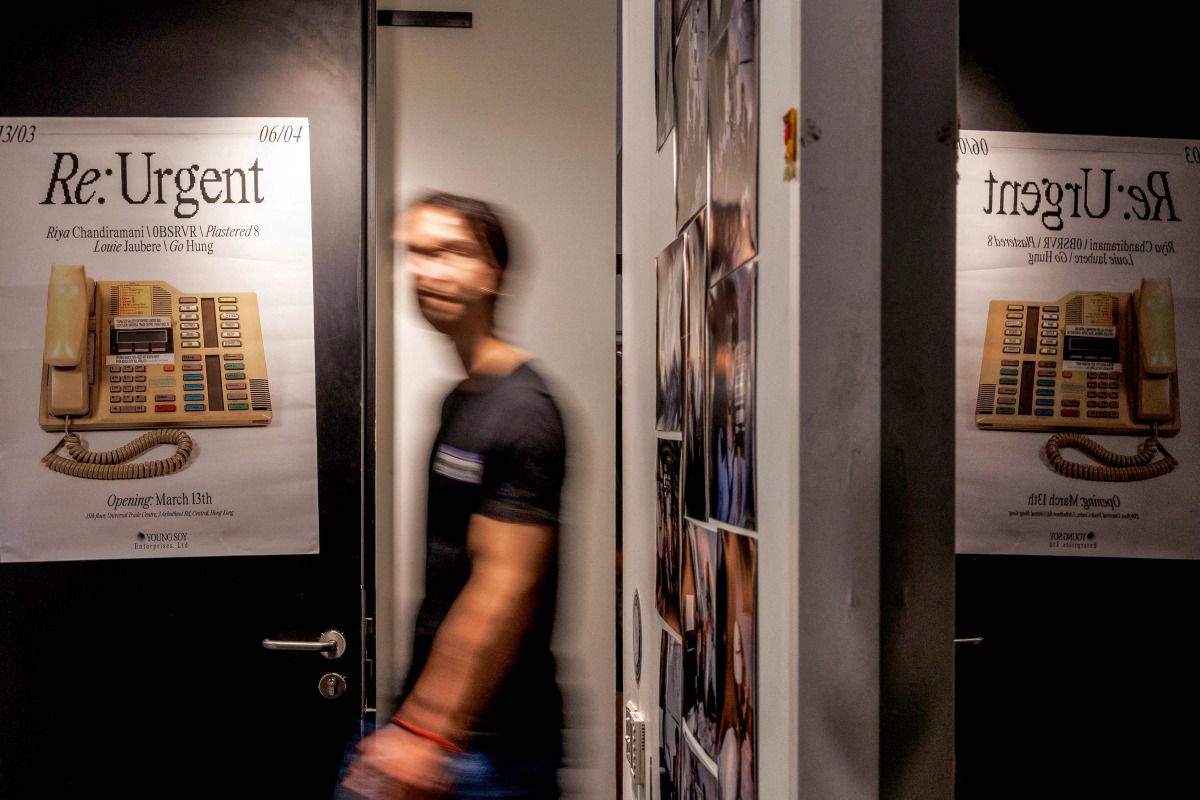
[401,361,567,755]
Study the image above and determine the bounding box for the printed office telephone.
[40,264,272,478]
[975,277,1180,481]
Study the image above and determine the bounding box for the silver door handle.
[262,629,346,659]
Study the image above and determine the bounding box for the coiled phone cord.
[1045,426,1177,482]
[42,418,193,479]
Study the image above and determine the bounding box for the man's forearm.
[397,517,555,743]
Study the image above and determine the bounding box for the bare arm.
[343,514,556,798]
[396,512,557,743]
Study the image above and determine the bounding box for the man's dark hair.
[409,189,510,271]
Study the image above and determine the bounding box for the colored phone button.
[226,392,248,401]
[999,368,1018,376]
[155,394,177,402]
[183,373,204,381]
[223,362,245,370]
[1060,409,1080,417]
[163,365,175,372]
[185,404,206,412]
[183,394,205,401]
[1034,409,1053,416]
[1036,379,1055,387]
[1036,399,1054,406]
[999,378,1018,385]
[1036,389,1054,396]
[225,372,246,380]
[225,381,247,390]
[227,402,250,410]
[996,407,1016,415]
[155,404,177,412]
[183,383,204,391]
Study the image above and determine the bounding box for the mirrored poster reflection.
[707,261,756,530]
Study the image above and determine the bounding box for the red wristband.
[391,716,466,753]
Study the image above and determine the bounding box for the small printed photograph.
[674,0,708,232]
[657,233,686,432]
[681,735,721,800]
[707,261,757,530]
[674,0,691,30]
[682,520,721,760]
[657,438,683,635]
[718,529,757,800]
[709,0,736,43]
[659,631,683,800]
[682,211,709,522]
[707,0,758,284]
[655,0,676,150]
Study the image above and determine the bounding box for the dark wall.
[956,5,1197,796]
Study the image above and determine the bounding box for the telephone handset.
[975,277,1180,481]
[40,264,272,479]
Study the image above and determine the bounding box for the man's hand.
[340,724,455,800]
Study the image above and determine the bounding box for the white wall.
[375,3,618,798]
[621,1,801,797]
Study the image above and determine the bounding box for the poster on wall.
[707,0,758,283]
[657,438,683,634]
[0,117,320,563]
[681,738,721,799]
[709,0,736,40]
[717,529,756,800]
[659,630,683,800]
[708,260,757,531]
[655,0,676,151]
[683,212,709,521]
[658,234,685,432]
[674,0,708,232]
[956,130,1198,560]
[682,519,720,761]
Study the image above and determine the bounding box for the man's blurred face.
[401,204,500,333]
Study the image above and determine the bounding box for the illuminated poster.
[0,117,319,562]
[956,130,1198,559]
